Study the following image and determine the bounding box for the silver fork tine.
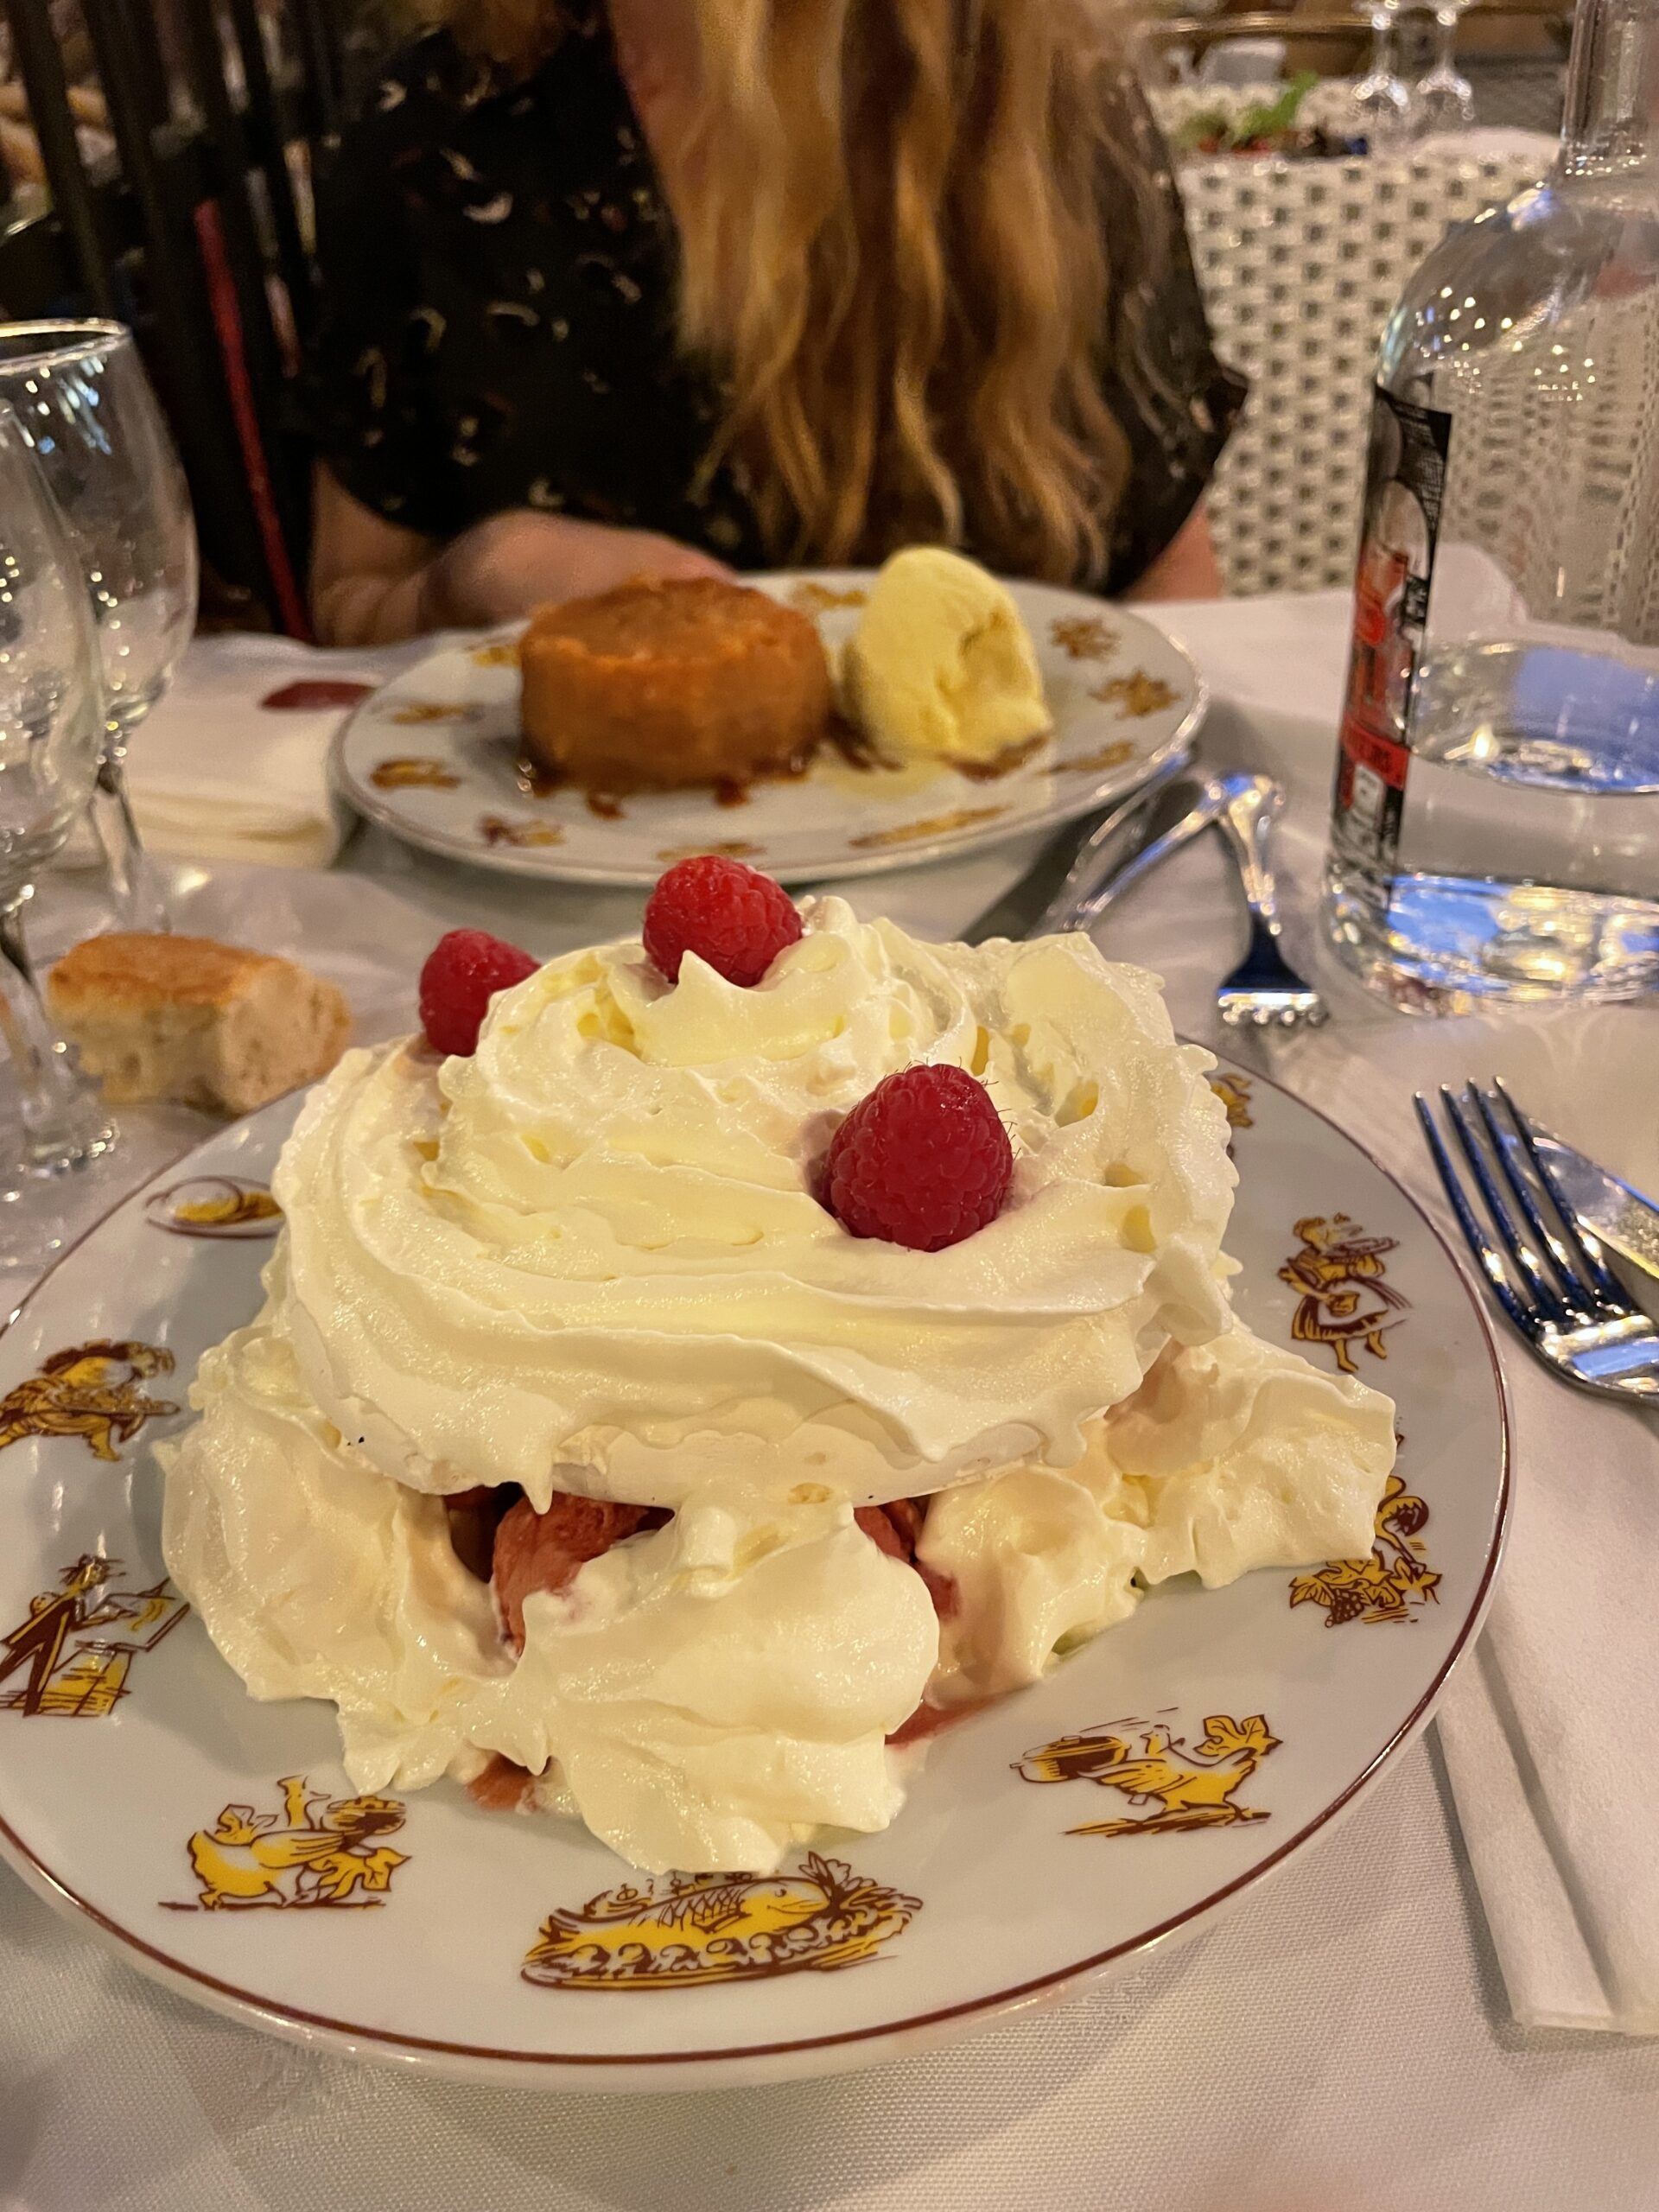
[1414,1094,1534,1334]
[1438,1085,1572,1325]
[1468,1084,1599,1317]
[1418,1091,1659,1406]
[1491,1077,1628,1310]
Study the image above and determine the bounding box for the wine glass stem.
[1370,7,1396,76]
[0,889,115,1173]
[92,742,169,934]
[1436,7,1458,73]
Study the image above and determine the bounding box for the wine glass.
[0,321,198,936]
[0,398,115,1198]
[1351,0,1417,151]
[1415,0,1477,134]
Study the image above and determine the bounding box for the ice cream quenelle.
[162,858,1395,1876]
[842,546,1051,766]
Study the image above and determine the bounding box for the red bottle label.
[1330,386,1452,914]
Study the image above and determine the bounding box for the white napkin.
[123,634,431,871]
[1273,1005,1659,2036]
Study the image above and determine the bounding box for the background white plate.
[331,572,1204,886]
[0,1058,1506,2090]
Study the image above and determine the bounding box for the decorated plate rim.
[0,1055,1512,2076]
[327,577,1208,887]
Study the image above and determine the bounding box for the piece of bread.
[518,575,833,792]
[47,934,352,1117]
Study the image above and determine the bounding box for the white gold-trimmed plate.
[0,1058,1507,2089]
[330,572,1204,886]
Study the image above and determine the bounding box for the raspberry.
[643,856,802,987]
[491,1492,664,1653]
[418,929,537,1057]
[823,1065,1013,1252]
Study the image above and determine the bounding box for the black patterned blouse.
[310,14,1243,594]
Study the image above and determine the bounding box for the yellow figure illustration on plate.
[172,1777,409,1910]
[1017,1713,1281,1836]
[0,1341,178,1462]
[1209,1072,1255,1130]
[522,1852,919,1989]
[0,1556,188,1716]
[1278,1214,1409,1376]
[1291,1471,1440,1626]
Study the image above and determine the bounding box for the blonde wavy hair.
[423,0,1149,582]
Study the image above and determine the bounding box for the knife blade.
[1512,1123,1659,1287]
[961,749,1191,945]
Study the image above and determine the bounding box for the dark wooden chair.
[0,0,355,634]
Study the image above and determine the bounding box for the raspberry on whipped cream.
[160,895,1397,1877]
[823,1063,1014,1250]
[642,855,802,986]
[418,929,537,1057]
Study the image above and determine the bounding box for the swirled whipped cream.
[268,897,1236,1509]
[161,896,1395,1874]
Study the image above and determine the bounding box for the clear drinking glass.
[1416,0,1478,135]
[1351,0,1417,151]
[0,399,114,1195]
[0,321,198,935]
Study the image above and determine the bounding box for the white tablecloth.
[6,592,1659,2212]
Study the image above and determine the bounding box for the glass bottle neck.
[1559,0,1659,183]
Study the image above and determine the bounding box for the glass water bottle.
[1323,0,1659,1009]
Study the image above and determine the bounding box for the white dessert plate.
[0,1057,1506,2091]
[330,572,1203,887]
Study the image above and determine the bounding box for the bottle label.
[1329,385,1453,913]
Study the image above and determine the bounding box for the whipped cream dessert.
[162,893,1395,1875]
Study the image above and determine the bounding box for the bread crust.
[47,934,352,1116]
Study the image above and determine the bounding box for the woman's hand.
[309,467,733,647]
[417,510,732,630]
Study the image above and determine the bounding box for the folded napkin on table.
[121,633,437,870]
[1276,1004,1659,2036]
